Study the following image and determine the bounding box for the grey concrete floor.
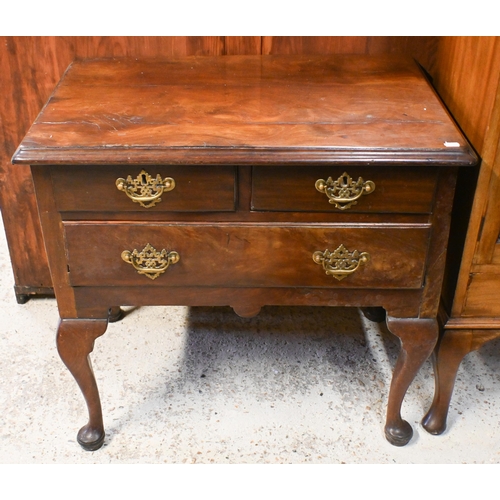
[1,215,500,465]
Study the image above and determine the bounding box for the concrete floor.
[1,215,500,465]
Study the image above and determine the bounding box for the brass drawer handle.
[315,172,375,210]
[313,244,370,281]
[121,243,179,280]
[116,170,175,208]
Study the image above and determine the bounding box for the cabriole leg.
[422,328,500,435]
[108,306,125,323]
[384,317,438,446]
[56,318,108,451]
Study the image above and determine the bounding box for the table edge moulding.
[12,55,477,450]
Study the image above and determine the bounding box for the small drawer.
[64,222,430,289]
[251,166,438,214]
[51,165,236,212]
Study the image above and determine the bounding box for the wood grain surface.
[12,56,474,166]
[51,165,236,213]
[63,222,430,289]
[251,166,438,214]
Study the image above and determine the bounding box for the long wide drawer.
[64,223,430,289]
[251,166,438,214]
[51,165,236,212]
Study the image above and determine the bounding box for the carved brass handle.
[315,172,375,210]
[121,243,179,280]
[313,244,370,281]
[116,170,175,208]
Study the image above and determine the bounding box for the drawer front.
[64,223,430,289]
[51,165,236,212]
[251,166,438,214]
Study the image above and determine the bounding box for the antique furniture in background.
[422,40,500,434]
[13,55,474,449]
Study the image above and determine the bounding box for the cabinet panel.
[431,37,500,318]
[432,37,500,154]
[473,116,500,265]
[463,273,500,316]
[262,36,438,70]
[224,36,261,55]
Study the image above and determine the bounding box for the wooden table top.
[13,55,476,166]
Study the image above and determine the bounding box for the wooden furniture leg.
[360,307,386,323]
[384,317,439,446]
[108,306,125,323]
[56,318,108,451]
[422,328,500,435]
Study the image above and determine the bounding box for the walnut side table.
[13,56,476,450]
